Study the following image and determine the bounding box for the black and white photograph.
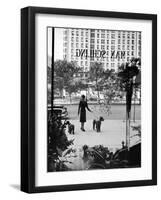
[20,6,157,193]
[47,27,141,172]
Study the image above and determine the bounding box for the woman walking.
[78,95,92,131]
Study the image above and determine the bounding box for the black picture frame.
[21,6,157,193]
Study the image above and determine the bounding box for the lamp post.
[51,28,54,119]
[133,77,136,123]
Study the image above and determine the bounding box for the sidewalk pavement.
[66,119,141,152]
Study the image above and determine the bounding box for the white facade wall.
[63,28,141,72]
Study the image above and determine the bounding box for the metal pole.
[126,109,130,150]
[126,84,131,151]
[128,111,131,151]
[51,28,54,118]
[133,86,136,123]
[126,102,128,147]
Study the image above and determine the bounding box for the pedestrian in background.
[78,95,92,131]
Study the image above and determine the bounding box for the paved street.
[66,104,141,120]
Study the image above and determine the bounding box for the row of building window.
[90,33,140,39]
[64,30,141,38]
[64,44,141,50]
[71,31,89,37]
[65,34,141,42]
[64,40,141,47]
[67,38,141,45]
[65,29,140,34]
[90,39,138,44]
[90,45,137,50]
[71,37,89,42]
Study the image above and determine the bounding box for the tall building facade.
[63,28,141,72]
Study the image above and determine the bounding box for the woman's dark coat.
[78,100,91,122]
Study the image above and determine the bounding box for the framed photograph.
[21,6,157,193]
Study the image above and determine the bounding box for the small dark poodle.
[93,116,104,132]
[66,121,75,134]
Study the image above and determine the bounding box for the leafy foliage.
[118,58,141,115]
[49,60,81,98]
[48,115,74,172]
[89,62,104,82]
[89,62,104,98]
